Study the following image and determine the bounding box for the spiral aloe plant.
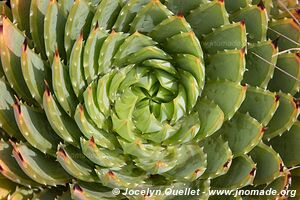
[0,0,299,199]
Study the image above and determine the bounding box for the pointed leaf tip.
[293,98,300,108]
[89,136,95,145]
[257,0,265,10]
[240,19,246,26]
[22,39,28,52]
[241,47,246,54]
[272,37,280,49]
[275,95,280,102]
[95,21,99,30]
[44,80,51,96]
[250,167,256,176]
[73,184,83,192]
[13,98,21,114]
[55,49,59,58]
[57,147,67,157]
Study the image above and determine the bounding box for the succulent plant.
[0,0,299,199]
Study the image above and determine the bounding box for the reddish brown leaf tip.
[293,98,300,108]
[23,39,28,52]
[250,168,256,176]
[73,184,83,192]
[17,152,24,162]
[58,147,67,157]
[108,170,115,177]
[223,160,230,168]
[80,30,84,40]
[218,0,224,3]
[0,164,3,171]
[95,21,99,30]
[261,127,268,134]
[79,104,84,112]
[271,37,280,49]
[240,19,246,26]
[279,163,284,172]
[275,95,280,102]
[89,136,95,145]
[55,49,59,58]
[0,24,3,33]
[296,53,300,58]
[13,97,21,114]
[240,47,246,54]
[44,80,51,96]
[176,10,184,18]
[257,0,265,10]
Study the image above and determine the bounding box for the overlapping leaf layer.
[0,0,299,199]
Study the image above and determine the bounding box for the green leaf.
[83,27,107,84]
[186,0,229,37]
[13,102,61,155]
[205,49,245,82]
[211,155,255,189]
[10,0,31,37]
[230,4,268,42]
[11,142,71,186]
[150,15,192,43]
[83,82,107,129]
[179,70,200,112]
[74,104,118,150]
[43,87,82,147]
[130,0,173,33]
[268,53,300,95]
[0,78,24,140]
[98,31,129,74]
[165,0,208,15]
[163,143,207,182]
[202,22,247,54]
[64,0,93,57]
[29,0,50,59]
[56,144,99,182]
[70,181,120,200]
[194,98,224,140]
[263,92,299,139]
[243,40,278,88]
[163,113,200,145]
[69,34,86,99]
[21,45,50,105]
[268,18,300,51]
[113,32,156,67]
[91,0,122,30]
[44,0,67,62]
[0,140,40,187]
[269,121,300,167]
[248,142,282,186]
[202,80,247,120]
[239,86,279,126]
[174,54,205,90]
[113,0,151,32]
[1,18,33,103]
[80,137,126,168]
[217,112,263,156]
[95,165,147,189]
[224,0,250,13]
[201,136,232,179]
[52,53,78,116]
